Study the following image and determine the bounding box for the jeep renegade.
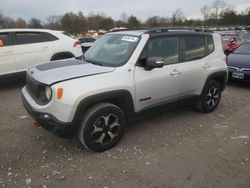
[22,28,228,152]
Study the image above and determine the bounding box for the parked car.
[0,29,82,79]
[227,41,250,82]
[78,37,96,52]
[221,34,245,55]
[22,28,228,152]
[242,31,250,40]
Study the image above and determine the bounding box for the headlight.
[45,86,52,101]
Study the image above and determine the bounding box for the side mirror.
[144,57,165,70]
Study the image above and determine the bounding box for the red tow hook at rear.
[32,122,40,128]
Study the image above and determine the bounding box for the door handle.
[41,46,48,49]
[170,69,182,76]
[203,63,212,69]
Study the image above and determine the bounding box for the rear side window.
[207,36,214,54]
[44,32,58,41]
[184,36,205,61]
[145,36,180,64]
[87,38,96,42]
[0,33,11,47]
[15,32,50,45]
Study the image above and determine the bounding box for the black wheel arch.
[204,70,228,92]
[73,90,135,126]
[50,52,75,61]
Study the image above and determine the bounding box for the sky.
[0,0,250,22]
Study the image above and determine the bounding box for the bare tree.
[0,15,15,28]
[172,9,185,26]
[221,4,236,14]
[46,15,62,29]
[245,7,250,15]
[212,0,226,20]
[200,5,211,22]
[120,12,128,23]
[15,17,27,28]
[28,18,43,28]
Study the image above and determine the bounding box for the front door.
[134,36,183,112]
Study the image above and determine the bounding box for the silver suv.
[22,28,228,152]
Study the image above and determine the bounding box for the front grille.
[228,66,250,72]
[26,75,40,101]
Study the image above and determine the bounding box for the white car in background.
[78,37,96,52]
[0,29,82,79]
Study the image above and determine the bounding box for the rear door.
[176,35,211,96]
[0,32,16,76]
[14,32,53,71]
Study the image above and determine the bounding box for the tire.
[196,80,222,113]
[78,103,127,152]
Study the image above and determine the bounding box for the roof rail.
[145,27,213,34]
[108,28,148,33]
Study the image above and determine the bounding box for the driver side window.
[142,36,180,65]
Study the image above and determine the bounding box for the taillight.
[73,41,81,47]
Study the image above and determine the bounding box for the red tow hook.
[32,122,40,128]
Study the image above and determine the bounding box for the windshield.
[234,43,250,55]
[85,34,140,67]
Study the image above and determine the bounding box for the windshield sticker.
[121,36,138,42]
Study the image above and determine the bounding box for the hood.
[27,59,115,85]
[227,53,250,69]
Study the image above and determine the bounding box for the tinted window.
[62,32,75,39]
[145,37,179,64]
[207,36,214,54]
[184,36,205,61]
[44,32,58,41]
[15,32,49,45]
[79,38,96,43]
[0,33,11,47]
[88,38,96,42]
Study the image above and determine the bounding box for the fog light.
[41,114,50,119]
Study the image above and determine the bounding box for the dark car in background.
[227,41,250,82]
[78,37,96,52]
[221,34,245,55]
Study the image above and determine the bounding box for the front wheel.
[78,103,126,152]
[196,80,222,113]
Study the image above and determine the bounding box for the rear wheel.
[196,80,222,113]
[78,103,126,152]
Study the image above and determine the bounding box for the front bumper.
[22,94,77,138]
